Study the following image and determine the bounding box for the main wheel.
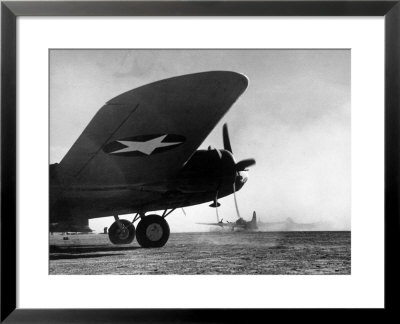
[108,219,135,244]
[136,215,170,248]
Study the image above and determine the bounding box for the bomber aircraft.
[198,211,258,231]
[50,71,255,248]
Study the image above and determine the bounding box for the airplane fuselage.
[50,149,247,226]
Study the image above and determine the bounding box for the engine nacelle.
[174,149,236,193]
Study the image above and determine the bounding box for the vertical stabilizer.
[252,211,257,223]
[249,211,258,230]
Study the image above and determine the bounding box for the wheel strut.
[132,213,141,224]
[161,209,175,218]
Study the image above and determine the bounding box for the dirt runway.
[49,231,350,275]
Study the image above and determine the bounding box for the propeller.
[209,123,256,223]
[222,123,256,219]
[233,182,241,219]
[236,158,256,171]
[210,191,220,222]
[223,124,256,172]
[223,124,233,154]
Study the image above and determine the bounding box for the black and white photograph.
[49,49,351,275]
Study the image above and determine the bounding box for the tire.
[136,215,170,248]
[108,219,135,244]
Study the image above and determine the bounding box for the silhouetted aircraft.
[198,211,258,231]
[50,71,255,248]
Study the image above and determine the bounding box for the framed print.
[1,0,399,322]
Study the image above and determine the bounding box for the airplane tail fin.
[250,211,258,229]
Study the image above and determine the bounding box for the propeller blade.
[208,145,222,159]
[236,158,256,171]
[233,182,242,219]
[223,123,233,153]
[215,191,219,222]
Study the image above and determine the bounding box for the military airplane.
[198,211,258,231]
[50,71,255,248]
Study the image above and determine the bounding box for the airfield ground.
[49,231,350,275]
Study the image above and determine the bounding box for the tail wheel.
[136,215,170,248]
[108,219,135,244]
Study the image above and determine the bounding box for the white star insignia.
[110,135,182,155]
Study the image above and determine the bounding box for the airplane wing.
[55,71,248,189]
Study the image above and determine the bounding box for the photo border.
[1,0,399,322]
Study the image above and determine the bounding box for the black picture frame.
[1,1,399,322]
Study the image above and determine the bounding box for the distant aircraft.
[50,71,255,248]
[198,211,258,231]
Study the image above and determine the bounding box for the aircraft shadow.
[49,245,141,254]
[50,253,125,260]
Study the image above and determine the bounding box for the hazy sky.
[50,49,350,232]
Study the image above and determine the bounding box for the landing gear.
[136,214,170,248]
[108,218,135,245]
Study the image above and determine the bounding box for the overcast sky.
[50,49,350,232]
